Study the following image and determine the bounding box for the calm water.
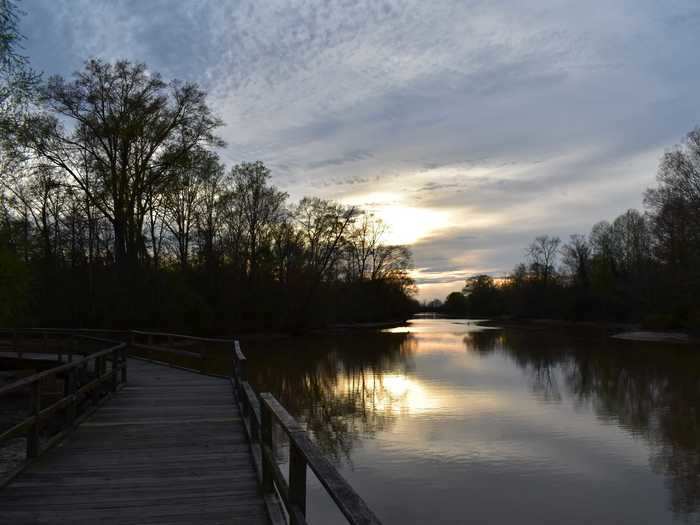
[245,317,700,525]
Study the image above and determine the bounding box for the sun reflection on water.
[250,317,700,524]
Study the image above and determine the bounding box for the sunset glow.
[373,205,450,246]
[341,192,451,246]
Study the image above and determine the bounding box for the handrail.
[1,328,383,523]
[0,329,124,361]
[129,331,233,376]
[130,330,232,343]
[231,341,382,525]
[0,328,130,343]
[0,327,129,335]
[0,333,127,487]
[0,343,123,397]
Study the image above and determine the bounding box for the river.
[243,316,700,524]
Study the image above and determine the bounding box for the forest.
[4,0,700,333]
[0,3,418,332]
[438,127,700,331]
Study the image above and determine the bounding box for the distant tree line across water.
[0,2,418,332]
[433,126,700,331]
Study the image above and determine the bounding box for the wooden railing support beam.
[121,346,128,384]
[289,441,308,523]
[261,400,274,495]
[26,380,41,459]
[65,368,77,427]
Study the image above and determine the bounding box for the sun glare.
[340,191,451,245]
[373,205,450,245]
[382,374,412,398]
[374,373,436,414]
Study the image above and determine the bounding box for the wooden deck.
[0,359,269,525]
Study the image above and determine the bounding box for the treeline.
[0,4,417,332]
[438,127,700,331]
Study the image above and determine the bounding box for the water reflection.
[497,327,700,520]
[247,331,410,463]
[246,319,700,523]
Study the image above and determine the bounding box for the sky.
[20,0,700,301]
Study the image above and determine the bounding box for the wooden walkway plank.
[0,359,270,525]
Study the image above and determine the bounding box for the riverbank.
[480,317,698,344]
[323,319,408,332]
[479,317,636,331]
[611,331,693,344]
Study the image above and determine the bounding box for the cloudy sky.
[21,0,700,300]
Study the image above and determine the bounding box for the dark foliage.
[0,53,418,332]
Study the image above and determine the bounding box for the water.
[245,317,700,524]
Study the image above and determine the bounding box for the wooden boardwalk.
[0,359,269,525]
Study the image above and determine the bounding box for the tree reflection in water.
[468,327,700,520]
[245,325,700,520]
[246,332,414,464]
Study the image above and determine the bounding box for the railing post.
[239,356,247,384]
[80,360,87,386]
[110,348,118,392]
[238,361,247,403]
[101,355,107,396]
[99,355,106,392]
[241,393,250,419]
[260,400,274,494]
[68,334,75,363]
[65,368,76,427]
[234,341,247,402]
[57,335,63,363]
[92,356,101,404]
[121,345,128,384]
[289,440,308,523]
[27,380,41,459]
[250,406,260,443]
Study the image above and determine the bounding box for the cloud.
[306,150,373,170]
[20,0,700,300]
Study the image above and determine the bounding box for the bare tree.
[162,148,222,269]
[526,235,560,287]
[645,128,700,273]
[611,209,651,275]
[195,158,227,271]
[295,197,356,283]
[230,161,287,283]
[17,59,222,267]
[345,212,386,281]
[1,166,66,261]
[0,0,39,122]
[270,211,303,286]
[561,234,591,287]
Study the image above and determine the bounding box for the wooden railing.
[129,330,232,376]
[0,328,128,361]
[0,332,127,486]
[232,341,382,525]
[0,329,381,524]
